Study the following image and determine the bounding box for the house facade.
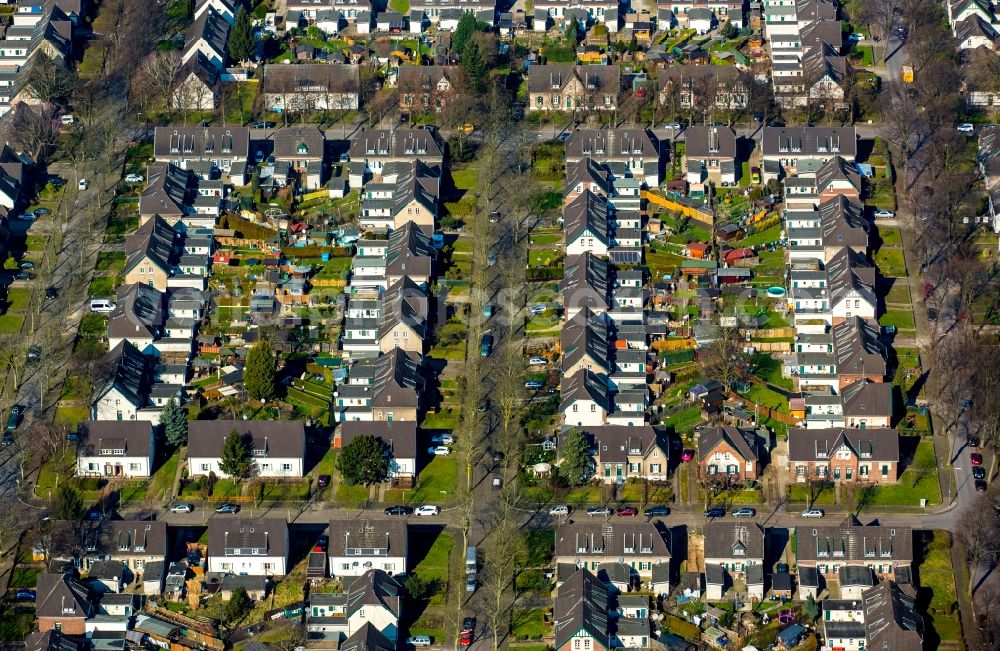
[788,427,900,484]
[207,518,289,576]
[328,518,408,578]
[187,420,306,478]
[75,421,155,478]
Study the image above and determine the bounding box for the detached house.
[554,568,612,651]
[187,419,307,478]
[75,421,155,479]
[527,64,621,112]
[397,65,457,112]
[307,569,403,640]
[584,425,669,484]
[697,425,762,483]
[788,427,900,484]
[328,518,408,578]
[207,517,289,576]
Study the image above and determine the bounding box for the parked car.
[13,271,31,281]
[461,618,476,635]
[548,504,571,516]
[415,505,440,516]
[927,308,938,321]
[681,449,694,462]
[20,210,35,221]
[14,589,36,601]
[316,474,331,488]
[255,150,265,163]
[967,436,980,448]
[530,304,548,315]
[384,505,414,516]
[1,433,12,446]
[78,179,88,190]
[169,503,194,513]
[428,445,451,456]
[407,637,433,647]
[972,466,986,480]
[643,505,670,517]
[215,503,240,514]
[704,508,726,518]
[617,506,639,517]
[587,506,613,517]
[975,479,988,492]
[524,380,544,390]
[124,173,144,184]
[26,346,40,364]
[873,209,895,219]
[5,405,23,431]
[732,508,757,518]
[19,261,35,270]
[801,509,825,518]
[958,123,975,135]
[465,577,477,592]
[971,452,983,466]
[432,433,454,445]
[45,286,58,300]
[528,356,547,366]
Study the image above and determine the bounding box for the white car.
[78,179,88,190]
[530,304,548,315]
[432,434,454,445]
[957,123,975,135]
[528,356,547,366]
[548,504,571,516]
[873,209,895,219]
[169,503,194,513]
[415,505,440,516]
[428,445,451,456]
[407,637,432,647]
[801,508,825,518]
[124,173,144,184]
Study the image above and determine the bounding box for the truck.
[465,546,477,574]
[901,64,914,83]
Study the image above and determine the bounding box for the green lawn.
[0,313,23,334]
[96,251,126,271]
[4,287,30,312]
[863,440,940,506]
[410,529,453,605]
[385,456,458,505]
[850,44,875,66]
[646,248,685,280]
[421,408,460,429]
[54,405,89,427]
[512,608,549,641]
[917,531,964,646]
[334,482,371,505]
[9,565,41,589]
[883,282,911,305]
[666,405,703,434]
[88,276,116,298]
[874,247,906,277]
[529,248,562,267]
[735,224,782,248]
[450,164,479,191]
[787,483,836,505]
[878,226,902,247]
[530,233,561,245]
[880,308,915,331]
[149,452,180,500]
[740,383,790,413]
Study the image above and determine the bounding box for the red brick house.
[697,425,762,483]
[397,65,457,113]
[36,573,94,634]
[787,427,900,484]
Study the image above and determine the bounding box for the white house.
[207,518,289,576]
[328,518,408,578]
[75,421,156,479]
[92,341,155,424]
[827,246,877,324]
[561,369,612,427]
[338,421,418,482]
[564,190,611,257]
[187,420,306,478]
[182,6,230,69]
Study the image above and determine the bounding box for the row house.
[187,419,307,478]
[554,522,671,587]
[658,64,749,112]
[823,581,923,651]
[359,160,440,232]
[182,5,230,69]
[348,128,444,187]
[527,65,621,114]
[760,126,857,181]
[564,190,612,256]
[787,426,900,483]
[123,215,180,292]
[307,569,403,641]
[696,425,763,483]
[684,125,738,187]
[796,523,913,583]
[703,522,765,601]
[561,252,644,321]
[153,126,251,174]
[560,369,648,427]
[260,64,360,112]
[803,379,893,429]
[207,518,289,576]
[565,128,661,187]
[343,276,429,357]
[350,221,436,290]
[271,125,327,190]
[333,347,425,422]
[92,340,160,424]
[554,568,612,651]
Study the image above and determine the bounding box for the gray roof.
[184,6,230,60]
[564,190,610,248]
[826,246,876,307]
[378,276,429,341]
[687,7,714,20]
[340,623,396,651]
[703,522,765,560]
[565,128,658,161]
[386,221,436,278]
[817,157,861,195]
[349,128,443,161]
[125,215,177,276]
[762,126,857,159]
[841,379,893,419]
[561,369,613,414]
[154,126,251,159]
[346,569,402,616]
[555,522,671,558]
[207,518,288,559]
[187,419,306,460]
[261,63,359,96]
[796,524,913,564]
[787,427,899,463]
[862,581,924,650]
[99,341,152,409]
[140,163,193,217]
[819,195,867,248]
[77,421,154,460]
[697,425,758,463]
[839,565,875,586]
[340,420,417,460]
[833,317,886,377]
[36,573,94,619]
[327,518,407,557]
[561,252,612,312]
[561,307,612,374]
[584,425,665,463]
[554,569,611,649]
[109,283,164,341]
[528,65,621,96]
[372,347,422,408]
[273,125,325,161]
[685,125,736,160]
[397,64,454,94]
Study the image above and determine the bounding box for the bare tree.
[24,52,77,106]
[480,508,528,651]
[698,319,751,393]
[849,0,898,63]
[137,50,184,112]
[10,105,60,161]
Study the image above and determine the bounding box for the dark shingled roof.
[839,565,875,586]
[685,125,737,160]
[35,573,94,619]
[261,63,360,97]
[560,369,613,414]
[208,518,288,560]
[346,569,403,617]
[583,425,665,463]
[349,128,443,161]
[100,340,153,409]
[833,317,886,377]
[561,252,612,312]
[762,126,857,159]
[188,420,306,460]
[826,246,876,308]
[841,379,893,420]
[372,347,423,409]
[564,190,610,248]
[386,221,436,279]
[77,421,153,460]
[697,425,759,463]
[555,522,671,558]
[862,581,924,650]
[554,568,611,649]
[565,158,613,197]
[108,283,164,341]
[528,64,621,95]
[565,128,658,162]
[788,426,898,463]
[340,420,417,460]
[561,307,611,375]
[340,623,396,651]
[327,518,408,558]
[378,276,429,341]
[703,522,765,560]
[154,126,251,159]
[273,125,325,161]
[125,215,177,276]
[796,524,913,564]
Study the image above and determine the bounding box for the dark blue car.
[704,508,726,518]
[15,589,36,601]
[643,506,670,517]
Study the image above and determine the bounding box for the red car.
[460,632,473,647]
[617,506,638,517]
[681,449,694,462]
[971,453,983,466]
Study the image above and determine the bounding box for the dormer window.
[297,142,309,154]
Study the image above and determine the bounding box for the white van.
[60,114,75,125]
[89,299,115,313]
[406,637,432,647]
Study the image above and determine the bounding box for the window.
[282,463,292,471]
[201,464,210,471]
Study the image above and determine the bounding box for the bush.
[75,477,105,492]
